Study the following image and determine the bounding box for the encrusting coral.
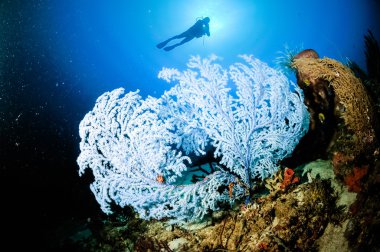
[287,46,380,251]
[135,179,340,252]
[292,55,377,158]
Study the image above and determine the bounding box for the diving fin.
[163,45,175,51]
[156,41,168,49]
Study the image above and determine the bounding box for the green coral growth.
[274,44,303,76]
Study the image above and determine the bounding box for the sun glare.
[175,0,246,41]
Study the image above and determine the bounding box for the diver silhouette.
[157,17,210,51]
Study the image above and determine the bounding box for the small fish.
[304,79,311,86]
[318,113,325,123]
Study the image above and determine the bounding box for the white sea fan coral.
[77,55,309,224]
[160,55,309,186]
[77,89,190,214]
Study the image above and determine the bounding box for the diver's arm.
[205,24,210,36]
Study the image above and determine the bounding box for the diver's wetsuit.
[157,17,210,51]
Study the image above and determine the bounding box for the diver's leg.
[163,37,193,51]
[157,33,187,49]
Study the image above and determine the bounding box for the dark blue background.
[1,0,379,249]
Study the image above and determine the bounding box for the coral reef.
[276,41,380,250]
[287,44,380,251]
[77,55,309,224]
[349,30,380,144]
[279,167,299,190]
[281,49,336,167]
[59,177,343,251]
[340,32,380,250]
[70,40,380,251]
[343,165,369,193]
[345,160,380,251]
[292,55,377,158]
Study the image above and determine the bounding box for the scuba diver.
[157,17,210,51]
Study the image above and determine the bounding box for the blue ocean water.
[1,0,379,250]
[48,0,380,100]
